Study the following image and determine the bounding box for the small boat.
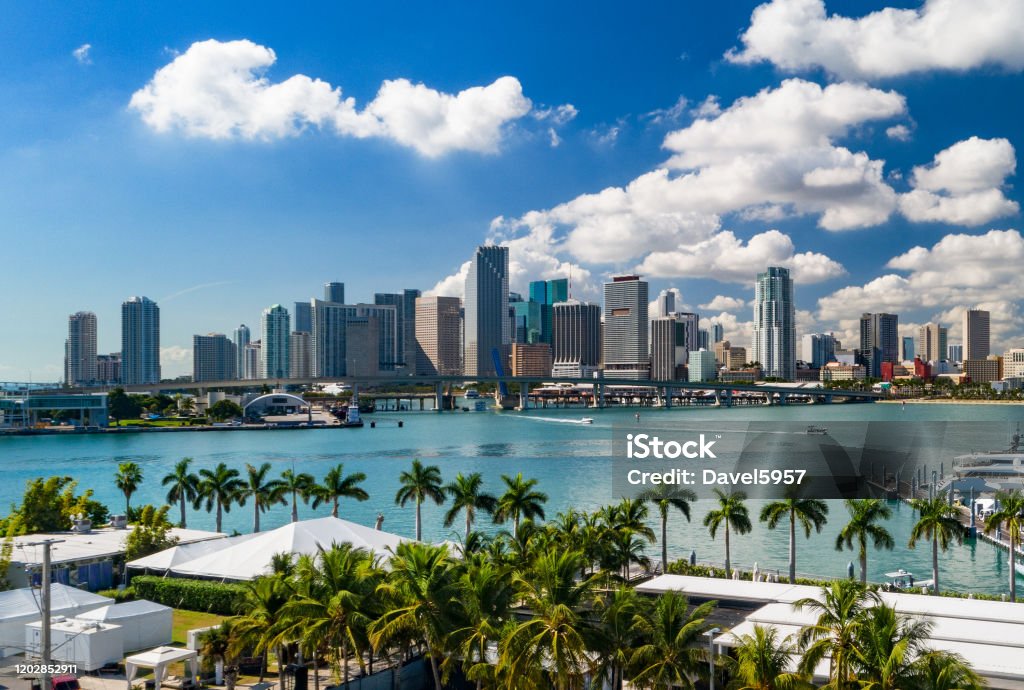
[806,425,829,435]
[465,389,480,399]
[884,569,934,591]
[580,417,594,424]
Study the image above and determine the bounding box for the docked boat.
[806,425,829,435]
[884,569,934,591]
[946,425,1024,493]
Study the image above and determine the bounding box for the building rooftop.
[8,526,225,566]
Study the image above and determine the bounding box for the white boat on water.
[1015,561,1024,577]
[580,417,594,424]
[884,569,934,591]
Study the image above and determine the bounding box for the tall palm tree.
[494,473,548,533]
[759,496,829,584]
[729,624,809,690]
[595,586,646,690]
[236,463,285,533]
[196,463,244,533]
[703,489,752,577]
[448,559,515,690]
[369,542,456,690]
[907,497,967,595]
[310,464,369,518]
[629,591,717,690]
[794,580,880,688]
[115,462,143,516]
[280,468,315,523]
[443,472,497,540]
[850,603,932,690]
[984,488,1024,602]
[230,575,294,681]
[834,499,894,584]
[162,457,199,528]
[639,484,696,574]
[394,459,445,541]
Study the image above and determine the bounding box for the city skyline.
[1,1,1023,379]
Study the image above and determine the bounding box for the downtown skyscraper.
[603,275,650,380]
[375,289,422,369]
[261,304,291,379]
[233,324,251,379]
[121,296,160,385]
[859,312,899,378]
[65,311,98,387]
[193,333,236,382]
[464,245,509,377]
[415,296,463,376]
[963,308,991,360]
[551,299,601,378]
[751,267,795,380]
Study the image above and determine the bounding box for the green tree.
[794,580,879,688]
[639,484,696,574]
[759,496,829,584]
[448,559,515,690]
[196,463,244,533]
[311,464,369,519]
[728,625,809,690]
[162,458,199,528]
[198,620,240,690]
[911,651,986,690]
[124,505,179,560]
[280,468,315,523]
[237,463,285,533]
[595,586,646,690]
[703,489,752,577]
[630,592,717,690]
[394,459,445,541]
[984,488,1024,601]
[107,388,142,425]
[834,499,894,584]
[494,473,548,534]
[2,477,109,534]
[232,575,295,681]
[115,462,144,516]
[850,603,932,690]
[443,472,497,541]
[907,497,967,595]
[209,399,244,422]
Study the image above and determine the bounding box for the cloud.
[589,123,622,146]
[691,95,721,118]
[426,260,471,298]
[73,44,92,65]
[644,96,689,125]
[727,0,1024,80]
[898,137,1019,225]
[701,311,754,347]
[636,229,845,284]
[533,104,578,125]
[130,39,533,157]
[700,295,748,312]
[886,124,912,142]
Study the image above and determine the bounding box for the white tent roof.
[0,584,111,619]
[637,574,819,604]
[126,533,254,571]
[77,599,172,621]
[125,646,198,689]
[165,517,409,581]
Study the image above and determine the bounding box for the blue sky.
[1,0,1022,379]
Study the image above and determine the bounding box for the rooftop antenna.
[568,264,573,300]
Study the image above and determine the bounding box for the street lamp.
[704,627,721,690]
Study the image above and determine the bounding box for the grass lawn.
[172,609,228,646]
[119,419,193,427]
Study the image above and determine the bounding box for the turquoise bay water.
[2,402,1023,595]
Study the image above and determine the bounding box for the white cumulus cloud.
[700,295,749,312]
[129,39,533,157]
[73,44,92,65]
[727,0,1024,80]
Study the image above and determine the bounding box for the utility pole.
[26,539,64,690]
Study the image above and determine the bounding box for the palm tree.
[310,464,369,518]
[794,580,880,688]
[703,489,752,577]
[850,603,932,690]
[369,542,455,690]
[907,497,967,595]
[595,586,646,690]
[443,472,497,540]
[448,559,515,690]
[280,468,315,523]
[834,499,894,584]
[984,488,1024,601]
[394,459,445,541]
[911,651,986,690]
[759,496,828,584]
[729,625,809,690]
[494,473,548,533]
[237,463,285,533]
[629,591,717,690]
[639,484,696,574]
[198,621,239,690]
[162,457,199,528]
[230,575,293,681]
[196,463,244,532]
[115,462,143,516]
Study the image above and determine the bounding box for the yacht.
[945,426,1024,494]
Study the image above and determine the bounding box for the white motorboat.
[580,417,594,424]
[884,569,934,591]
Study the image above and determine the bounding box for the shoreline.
[878,399,1024,405]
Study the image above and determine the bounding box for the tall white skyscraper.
[261,304,291,379]
[963,309,990,360]
[121,296,160,385]
[603,275,650,379]
[233,324,251,380]
[65,311,98,387]
[751,267,795,380]
[464,245,510,377]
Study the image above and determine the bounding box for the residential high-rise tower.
[121,296,161,385]
[464,245,510,377]
[751,267,795,380]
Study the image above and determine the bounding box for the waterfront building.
[752,267,795,380]
[121,296,160,385]
[712,323,724,344]
[603,275,650,380]
[687,348,717,382]
[345,317,381,377]
[820,362,867,381]
[916,322,948,363]
[261,304,291,380]
[900,336,915,362]
[243,341,262,379]
[725,346,747,370]
[415,296,462,376]
[293,301,312,334]
[948,344,963,363]
[698,329,710,350]
[858,312,899,378]
[66,311,98,387]
[801,333,836,369]
[290,331,312,378]
[529,278,568,344]
[719,367,759,383]
[233,324,251,379]
[193,333,236,382]
[963,357,1001,383]
[551,300,600,378]
[1004,349,1024,379]
[651,317,687,380]
[310,300,399,377]
[96,353,120,385]
[464,245,510,377]
[714,340,731,368]
[511,343,553,377]
[675,313,700,354]
[963,309,991,360]
[374,289,421,369]
[510,296,542,344]
[324,282,345,304]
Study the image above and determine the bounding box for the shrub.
[130,575,246,614]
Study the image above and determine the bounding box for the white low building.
[0,585,111,657]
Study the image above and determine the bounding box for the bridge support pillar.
[435,382,444,412]
[664,386,672,408]
[778,393,787,406]
[726,390,733,408]
[519,382,529,410]
[597,382,605,408]
[713,391,721,407]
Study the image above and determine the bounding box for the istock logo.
[625,433,718,459]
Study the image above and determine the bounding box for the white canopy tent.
[77,599,173,652]
[125,646,199,689]
[0,584,111,657]
[126,533,251,573]
[160,517,409,581]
